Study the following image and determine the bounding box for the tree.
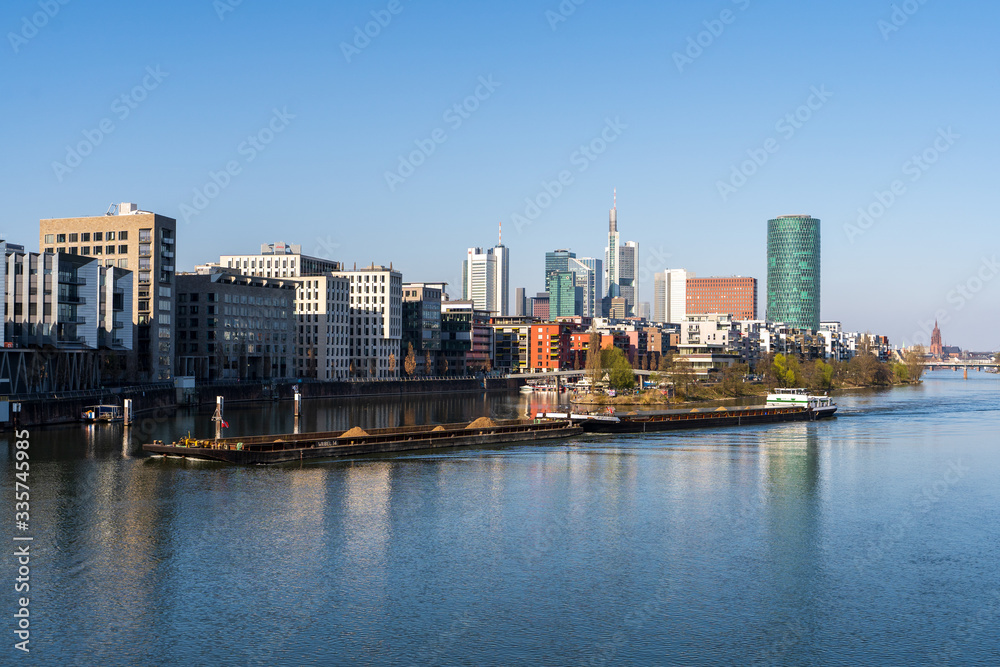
[441,357,449,376]
[585,328,602,384]
[904,345,926,383]
[404,343,417,376]
[425,353,432,377]
[772,353,800,387]
[601,347,636,391]
[389,352,396,377]
[485,357,492,373]
[720,363,750,397]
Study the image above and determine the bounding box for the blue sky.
[3,0,998,349]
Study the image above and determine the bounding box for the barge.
[142,418,583,464]
[540,401,836,434]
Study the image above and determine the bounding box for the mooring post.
[123,398,133,426]
[213,395,224,440]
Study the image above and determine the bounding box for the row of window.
[44,231,129,244]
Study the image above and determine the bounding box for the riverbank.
[5,377,521,428]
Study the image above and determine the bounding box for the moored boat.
[81,404,123,423]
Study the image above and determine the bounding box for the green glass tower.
[767,215,821,331]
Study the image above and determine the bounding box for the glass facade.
[767,215,821,331]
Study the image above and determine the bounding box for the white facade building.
[292,274,351,380]
[462,244,509,315]
[221,243,341,279]
[338,264,403,378]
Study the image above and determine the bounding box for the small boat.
[81,404,123,423]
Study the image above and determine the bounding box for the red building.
[529,324,572,371]
[687,276,758,320]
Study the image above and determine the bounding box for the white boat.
[766,388,837,416]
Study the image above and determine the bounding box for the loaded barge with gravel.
[142,417,583,464]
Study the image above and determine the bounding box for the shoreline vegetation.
[570,346,927,407]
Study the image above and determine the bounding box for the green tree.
[601,347,635,391]
[404,343,417,377]
[772,353,801,387]
[904,345,926,383]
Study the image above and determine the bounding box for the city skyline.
[3,1,998,348]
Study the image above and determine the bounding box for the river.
[2,370,998,665]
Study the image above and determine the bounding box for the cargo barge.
[540,400,836,434]
[142,418,583,464]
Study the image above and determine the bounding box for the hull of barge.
[545,405,837,434]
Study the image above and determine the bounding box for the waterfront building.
[39,202,176,380]
[441,301,493,374]
[767,215,821,331]
[2,240,132,393]
[337,264,402,379]
[687,276,758,321]
[402,282,444,376]
[655,269,689,324]
[529,323,573,372]
[175,267,297,380]
[491,316,534,373]
[220,242,341,278]
[291,273,351,380]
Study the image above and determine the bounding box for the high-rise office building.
[767,215,821,331]
[653,272,666,323]
[619,241,638,315]
[514,287,526,317]
[462,227,509,315]
[605,192,620,300]
[580,258,603,316]
[656,269,689,324]
[40,202,176,380]
[687,276,758,320]
[548,271,580,319]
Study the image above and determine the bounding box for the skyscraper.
[653,272,666,323]
[580,258,603,314]
[687,276,758,320]
[461,223,509,315]
[605,191,620,300]
[657,268,689,324]
[619,241,638,316]
[766,215,821,331]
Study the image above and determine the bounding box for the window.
[118,245,128,254]
[43,234,54,244]
[69,233,78,243]
[93,246,103,255]
[56,234,66,243]
[81,233,90,242]
[81,246,89,255]
[106,245,114,255]
[190,305,199,314]
[69,247,78,255]
[118,231,128,240]
[107,232,115,241]
[93,232,103,242]
[118,259,128,268]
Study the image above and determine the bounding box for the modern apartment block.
[529,323,572,372]
[402,282,444,376]
[340,264,402,379]
[175,268,297,380]
[40,203,176,380]
[219,243,341,279]
[687,276,758,321]
[2,240,132,392]
[441,300,493,375]
[491,316,533,373]
[291,273,351,380]
[767,215,821,331]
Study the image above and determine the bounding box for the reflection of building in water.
[340,463,393,615]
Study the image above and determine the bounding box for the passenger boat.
[81,404,123,423]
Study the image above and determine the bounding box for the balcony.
[58,294,86,305]
[61,315,86,324]
[58,273,87,285]
[162,250,175,259]
[162,236,174,245]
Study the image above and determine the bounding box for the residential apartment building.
[441,301,493,375]
[292,273,351,380]
[2,240,132,392]
[491,316,533,373]
[175,268,297,380]
[529,323,572,372]
[220,243,341,278]
[402,282,444,376]
[39,203,176,380]
[340,264,402,378]
[687,276,758,321]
